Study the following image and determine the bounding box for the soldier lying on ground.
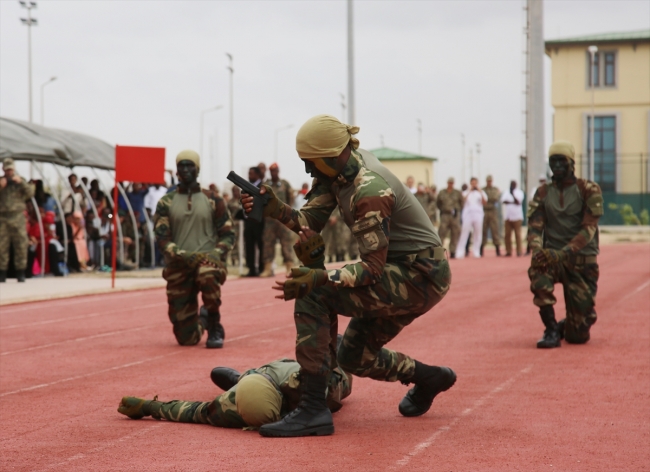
[241,114,456,438]
[117,354,352,429]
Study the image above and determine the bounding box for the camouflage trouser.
[230,221,241,266]
[438,213,461,255]
[148,364,353,428]
[528,260,599,331]
[262,217,296,264]
[162,260,227,346]
[0,212,29,270]
[294,256,451,381]
[482,210,501,246]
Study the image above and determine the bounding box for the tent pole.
[116,183,140,270]
[77,179,101,267]
[55,166,91,270]
[112,183,118,288]
[30,196,45,277]
[34,163,69,268]
[93,168,125,265]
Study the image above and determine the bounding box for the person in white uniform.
[500,180,525,256]
[455,177,487,259]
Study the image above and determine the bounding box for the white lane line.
[0,303,166,330]
[390,365,533,470]
[0,290,154,315]
[0,324,293,398]
[0,325,154,356]
[36,424,162,472]
[1,299,285,356]
[618,279,650,304]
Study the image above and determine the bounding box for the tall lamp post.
[274,124,293,162]
[40,76,56,125]
[20,1,38,123]
[340,93,346,121]
[226,53,234,172]
[588,45,598,182]
[475,142,481,180]
[417,119,422,155]
[200,105,223,185]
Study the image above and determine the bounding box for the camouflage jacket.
[482,186,501,211]
[271,149,440,288]
[153,185,234,260]
[264,178,294,206]
[436,189,463,216]
[527,177,603,256]
[0,176,34,215]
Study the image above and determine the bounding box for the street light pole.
[588,45,598,182]
[475,143,481,180]
[200,105,223,185]
[226,53,234,172]
[20,1,38,123]
[274,124,293,162]
[340,93,346,121]
[40,76,56,125]
[417,119,422,155]
[347,0,355,125]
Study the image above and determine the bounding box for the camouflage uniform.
[436,189,462,255]
[227,198,242,266]
[322,207,349,262]
[272,149,450,382]
[527,178,603,337]
[146,359,352,428]
[154,186,234,345]
[262,178,297,265]
[482,185,501,247]
[0,173,34,271]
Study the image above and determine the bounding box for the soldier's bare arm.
[526,185,547,251]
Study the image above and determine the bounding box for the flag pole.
[112,147,119,289]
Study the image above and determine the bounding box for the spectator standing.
[33,180,57,213]
[227,186,243,267]
[260,163,296,277]
[427,185,438,226]
[62,173,84,214]
[436,177,463,258]
[455,177,487,259]
[0,158,34,282]
[257,162,267,181]
[501,180,525,257]
[144,184,168,216]
[243,167,265,277]
[481,175,502,257]
[405,175,417,193]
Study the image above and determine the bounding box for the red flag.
[115,145,166,183]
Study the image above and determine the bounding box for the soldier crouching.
[154,150,235,348]
[527,141,603,348]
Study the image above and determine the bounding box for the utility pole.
[417,119,422,155]
[226,53,234,172]
[588,45,598,182]
[347,0,355,125]
[200,105,223,183]
[525,0,545,197]
[475,143,481,180]
[20,1,38,123]
[40,76,56,125]
[461,133,466,184]
[340,93,346,122]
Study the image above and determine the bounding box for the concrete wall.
[548,42,650,192]
[378,160,435,187]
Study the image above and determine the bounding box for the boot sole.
[206,341,224,349]
[399,368,457,417]
[259,424,334,437]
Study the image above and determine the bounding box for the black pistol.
[227,171,270,223]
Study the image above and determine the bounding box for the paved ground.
[0,243,648,471]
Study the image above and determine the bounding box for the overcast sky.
[1,0,648,191]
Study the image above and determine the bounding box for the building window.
[586,51,616,88]
[587,116,616,192]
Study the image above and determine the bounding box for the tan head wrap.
[548,141,575,162]
[296,114,360,159]
[235,374,282,427]
[3,158,15,171]
[176,150,200,169]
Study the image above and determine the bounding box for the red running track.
[1,243,648,471]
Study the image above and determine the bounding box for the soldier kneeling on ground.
[527,141,603,348]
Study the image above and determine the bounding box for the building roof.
[545,29,650,48]
[369,147,437,161]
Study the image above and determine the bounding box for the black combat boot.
[495,246,501,257]
[198,306,209,331]
[16,270,25,282]
[399,361,457,417]
[536,305,561,348]
[259,374,333,437]
[210,367,241,390]
[563,318,592,344]
[206,311,225,349]
[0,270,6,282]
[480,245,484,257]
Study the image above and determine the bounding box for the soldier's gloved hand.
[181,251,205,268]
[202,249,224,267]
[259,185,287,220]
[294,226,325,269]
[273,267,328,301]
[533,248,567,268]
